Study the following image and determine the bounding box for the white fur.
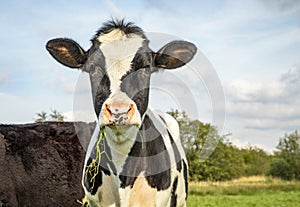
[98,29,125,44]
[105,124,139,173]
[99,30,144,92]
[119,186,131,207]
[84,172,120,207]
[157,112,180,140]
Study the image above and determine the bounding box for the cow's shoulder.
[148,108,186,161]
[153,110,180,140]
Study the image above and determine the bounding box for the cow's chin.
[104,124,139,144]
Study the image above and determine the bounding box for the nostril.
[105,104,112,115]
[127,104,134,114]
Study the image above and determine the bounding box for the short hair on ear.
[46,38,87,68]
[153,40,197,69]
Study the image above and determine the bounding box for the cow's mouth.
[106,124,136,135]
[103,124,139,144]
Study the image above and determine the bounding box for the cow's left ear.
[153,40,197,69]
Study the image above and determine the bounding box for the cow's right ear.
[46,38,87,69]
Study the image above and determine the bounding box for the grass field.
[187,176,300,207]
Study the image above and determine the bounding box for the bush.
[269,130,300,180]
[268,158,293,180]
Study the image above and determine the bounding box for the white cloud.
[227,65,300,104]
[224,66,300,151]
[227,80,284,102]
[227,101,300,120]
[281,65,300,94]
[261,0,300,14]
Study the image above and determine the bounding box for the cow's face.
[46,20,196,127]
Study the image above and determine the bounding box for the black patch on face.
[167,131,182,172]
[120,46,152,116]
[131,41,152,70]
[83,131,117,195]
[183,160,188,200]
[170,176,178,207]
[120,70,151,116]
[83,49,111,117]
[93,73,111,117]
[119,115,171,191]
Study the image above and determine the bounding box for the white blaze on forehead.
[98,29,144,92]
[98,29,126,44]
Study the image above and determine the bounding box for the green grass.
[187,191,300,207]
[187,177,300,207]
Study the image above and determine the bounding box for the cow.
[46,19,197,207]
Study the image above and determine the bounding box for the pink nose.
[103,102,135,125]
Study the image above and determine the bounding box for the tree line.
[35,109,65,122]
[168,110,300,181]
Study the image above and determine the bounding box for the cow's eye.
[89,64,96,73]
[140,67,151,73]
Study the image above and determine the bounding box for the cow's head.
[46,20,196,127]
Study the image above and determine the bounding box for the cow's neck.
[104,124,140,173]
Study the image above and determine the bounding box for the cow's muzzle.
[99,95,142,127]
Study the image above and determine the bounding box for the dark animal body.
[0,122,94,207]
[46,19,197,207]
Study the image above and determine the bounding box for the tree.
[242,146,270,176]
[34,109,65,123]
[35,111,47,123]
[195,140,245,181]
[268,130,300,180]
[50,109,65,122]
[277,130,300,154]
[168,110,244,181]
[168,109,206,153]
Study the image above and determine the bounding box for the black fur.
[84,157,103,195]
[119,115,171,190]
[92,73,111,117]
[84,132,117,195]
[183,160,188,200]
[167,131,182,172]
[170,176,178,207]
[120,69,151,117]
[81,48,109,116]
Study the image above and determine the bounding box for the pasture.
[187,176,300,207]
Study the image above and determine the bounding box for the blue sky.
[1,0,300,152]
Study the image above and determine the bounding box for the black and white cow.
[46,20,197,207]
